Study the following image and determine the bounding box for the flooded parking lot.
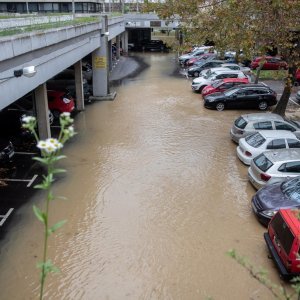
[0,53,291,299]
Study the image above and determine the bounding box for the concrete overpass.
[0,13,177,139]
[0,15,126,139]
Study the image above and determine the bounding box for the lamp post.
[0,66,37,81]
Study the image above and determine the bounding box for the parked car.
[186,53,216,67]
[187,60,225,77]
[178,46,214,65]
[237,130,300,165]
[252,177,300,226]
[220,63,251,74]
[296,90,300,102]
[248,149,300,190]
[295,69,300,84]
[250,56,288,70]
[0,137,14,164]
[47,90,75,119]
[202,78,249,97]
[264,209,300,279]
[47,69,91,101]
[203,83,277,111]
[143,40,169,52]
[230,113,300,143]
[191,70,247,93]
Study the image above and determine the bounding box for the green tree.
[143,0,300,116]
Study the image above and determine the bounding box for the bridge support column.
[90,15,116,101]
[116,35,121,60]
[122,31,128,55]
[108,40,113,71]
[35,83,51,140]
[74,60,85,111]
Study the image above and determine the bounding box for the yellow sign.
[94,56,106,69]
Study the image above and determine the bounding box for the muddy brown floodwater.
[0,53,291,299]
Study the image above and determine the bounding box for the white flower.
[37,138,63,154]
[61,112,70,118]
[22,115,36,124]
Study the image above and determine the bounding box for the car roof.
[239,83,269,88]
[264,149,300,163]
[241,113,284,121]
[256,130,296,139]
[222,78,249,83]
[213,70,243,74]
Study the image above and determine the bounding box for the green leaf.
[33,205,46,224]
[37,259,60,275]
[34,183,47,190]
[48,220,67,235]
[52,168,66,174]
[32,157,49,164]
[52,155,67,162]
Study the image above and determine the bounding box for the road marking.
[27,174,38,187]
[15,152,37,155]
[0,208,14,226]
[1,174,38,187]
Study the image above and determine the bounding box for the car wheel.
[194,71,200,77]
[216,102,225,111]
[258,101,268,110]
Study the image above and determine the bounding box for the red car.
[295,69,300,83]
[186,53,215,67]
[47,90,75,118]
[264,209,300,280]
[201,78,249,97]
[250,56,288,70]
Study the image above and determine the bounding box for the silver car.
[230,113,300,143]
[237,130,300,165]
[248,149,300,190]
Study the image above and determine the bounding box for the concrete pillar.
[34,84,51,140]
[122,31,128,54]
[108,40,113,71]
[91,15,109,97]
[116,35,121,59]
[74,60,85,111]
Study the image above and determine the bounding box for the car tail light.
[260,173,271,181]
[245,151,252,157]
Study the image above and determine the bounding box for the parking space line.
[1,174,38,187]
[15,152,37,155]
[0,208,14,226]
[289,97,300,106]
[27,174,38,187]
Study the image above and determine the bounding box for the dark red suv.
[250,56,288,70]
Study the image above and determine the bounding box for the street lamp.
[0,66,37,80]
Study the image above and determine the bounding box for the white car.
[221,63,251,74]
[191,70,247,92]
[230,113,300,143]
[237,130,300,165]
[248,149,300,190]
[178,46,213,65]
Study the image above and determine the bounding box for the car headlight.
[206,98,214,102]
[263,210,277,217]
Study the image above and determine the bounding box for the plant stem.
[39,162,53,300]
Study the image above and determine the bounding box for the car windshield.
[286,119,300,129]
[254,153,273,172]
[234,116,247,129]
[224,87,240,96]
[211,80,222,88]
[204,72,216,79]
[281,177,300,203]
[245,132,266,148]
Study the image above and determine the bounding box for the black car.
[187,60,224,77]
[252,177,300,226]
[203,84,277,111]
[0,137,14,164]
